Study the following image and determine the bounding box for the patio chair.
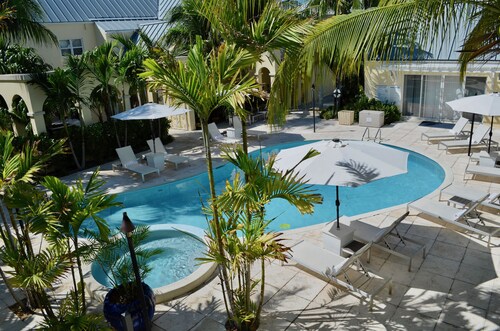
[438,124,497,152]
[115,146,160,182]
[146,138,189,169]
[421,117,469,142]
[207,122,241,144]
[290,240,392,310]
[333,212,426,272]
[440,185,500,215]
[408,198,499,246]
[464,155,500,180]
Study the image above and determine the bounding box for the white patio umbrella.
[446,93,500,155]
[274,140,409,229]
[111,103,190,152]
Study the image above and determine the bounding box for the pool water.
[95,141,445,232]
[91,230,205,289]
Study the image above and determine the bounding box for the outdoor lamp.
[121,212,151,330]
[312,84,316,133]
[333,88,342,111]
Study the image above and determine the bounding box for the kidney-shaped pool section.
[95,141,445,232]
[88,224,216,303]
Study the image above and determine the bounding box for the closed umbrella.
[111,103,190,152]
[446,93,500,155]
[273,140,409,229]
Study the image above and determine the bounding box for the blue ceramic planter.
[103,282,155,331]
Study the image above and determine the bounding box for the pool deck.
[2,113,499,330]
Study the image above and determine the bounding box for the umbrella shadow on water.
[336,160,380,187]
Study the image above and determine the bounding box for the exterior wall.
[364,60,500,126]
[0,74,48,135]
[27,23,101,68]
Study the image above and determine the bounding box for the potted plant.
[89,222,161,331]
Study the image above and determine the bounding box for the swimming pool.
[96,141,445,232]
[88,224,217,302]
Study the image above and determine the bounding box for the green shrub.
[345,93,401,124]
[319,106,337,120]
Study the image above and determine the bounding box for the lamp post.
[333,88,342,115]
[312,84,316,133]
[121,212,151,331]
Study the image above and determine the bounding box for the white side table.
[322,222,354,256]
[146,153,165,171]
[226,128,236,139]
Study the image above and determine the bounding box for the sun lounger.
[464,155,500,180]
[146,138,189,169]
[408,198,499,246]
[438,124,497,152]
[333,212,426,271]
[115,146,160,182]
[290,240,392,310]
[440,185,500,215]
[421,117,469,142]
[207,123,241,144]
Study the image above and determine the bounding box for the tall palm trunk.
[0,266,28,311]
[62,121,82,170]
[201,121,235,317]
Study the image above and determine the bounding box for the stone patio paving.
[1,113,499,330]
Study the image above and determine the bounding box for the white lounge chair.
[438,124,497,152]
[207,122,241,144]
[115,146,160,182]
[464,155,500,180]
[332,212,426,272]
[146,138,189,169]
[439,185,500,215]
[408,198,499,246]
[290,240,392,310]
[421,117,469,142]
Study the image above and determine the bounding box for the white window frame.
[59,39,84,56]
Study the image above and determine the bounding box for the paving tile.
[190,316,226,331]
[463,246,495,269]
[377,259,416,286]
[278,270,327,302]
[153,307,205,331]
[455,263,497,285]
[438,300,487,331]
[436,228,471,247]
[388,306,437,330]
[400,287,447,319]
[419,254,460,279]
[412,269,454,294]
[448,279,491,310]
[263,291,311,323]
[293,301,345,330]
[428,240,466,262]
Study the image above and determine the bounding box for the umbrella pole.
[336,186,340,229]
[488,117,494,153]
[468,114,475,156]
[149,120,156,153]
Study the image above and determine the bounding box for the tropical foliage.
[200,147,322,329]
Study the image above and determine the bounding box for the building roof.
[36,0,159,23]
[95,20,162,33]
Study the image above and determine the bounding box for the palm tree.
[162,0,221,55]
[42,170,121,314]
[0,131,64,313]
[202,147,322,329]
[142,36,260,320]
[30,68,83,169]
[86,42,120,121]
[197,0,312,151]
[0,40,52,74]
[66,55,91,168]
[0,0,57,46]
[269,0,497,115]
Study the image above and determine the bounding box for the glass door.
[403,75,421,116]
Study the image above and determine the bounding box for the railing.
[361,127,382,143]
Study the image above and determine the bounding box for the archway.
[11,95,31,136]
[0,95,12,131]
[258,67,271,92]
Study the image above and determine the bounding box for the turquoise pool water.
[97,141,445,232]
[92,229,205,289]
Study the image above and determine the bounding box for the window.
[59,39,83,56]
